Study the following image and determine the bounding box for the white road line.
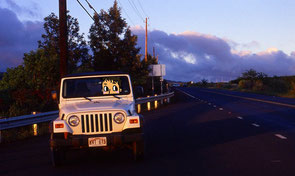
[201,89,295,109]
[219,108,223,111]
[237,116,243,120]
[252,123,260,127]
[178,90,196,99]
[275,134,287,140]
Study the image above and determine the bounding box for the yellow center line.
[201,90,295,109]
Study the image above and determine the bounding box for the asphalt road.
[2,88,295,176]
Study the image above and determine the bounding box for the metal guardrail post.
[147,96,151,111]
[32,112,38,136]
[154,94,158,109]
[137,104,141,113]
[33,124,38,136]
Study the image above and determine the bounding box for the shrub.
[288,81,295,96]
[238,80,252,89]
[253,80,264,91]
[267,79,288,93]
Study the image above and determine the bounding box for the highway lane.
[179,87,295,175]
[181,87,295,133]
[2,89,295,175]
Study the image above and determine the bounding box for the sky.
[0,0,295,82]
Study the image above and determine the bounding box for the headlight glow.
[68,115,80,127]
[113,113,125,124]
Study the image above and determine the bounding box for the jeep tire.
[50,147,65,167]
[50,133,65,167]
[133,141,145,161]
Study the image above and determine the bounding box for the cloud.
[3,0,40,19]
[0,7,43,71]
[131,27,295,82]
[226,39,260,52]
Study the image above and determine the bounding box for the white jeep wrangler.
[49,72,144,166]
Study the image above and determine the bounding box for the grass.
[205,82,295,99]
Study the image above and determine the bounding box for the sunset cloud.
[0,7,43,71]
[0,6,294,83]
[131,27,295,82]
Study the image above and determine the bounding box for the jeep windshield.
[62,76,131,98]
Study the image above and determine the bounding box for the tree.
[89,1,156,86]
[241,69,258,80]
[38,13,90,74]
[0,12,89,117]
[257,72,268,80]
[201,79,208,87]
[89,2,125,71]
[240,69,268,80]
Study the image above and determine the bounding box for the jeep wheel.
[132,141,144,161]
[50,147,65,167]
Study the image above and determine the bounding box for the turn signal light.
[55,124,64,128]
[130,119,138,124]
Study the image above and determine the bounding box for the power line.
[127,0,145,22]
[85,0,98,16]
[76,0,94,21]
[137,0,148,17]
[130,0,145,21]
[130,1,156,50]
[117,0,136,26]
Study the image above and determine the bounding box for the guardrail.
[135,92,174,104]
[0,111,59,131]
[0,92,174,131]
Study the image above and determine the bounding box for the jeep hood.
[61,100,134,115]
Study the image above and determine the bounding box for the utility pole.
[59,0,68,79]
[153,47,155,58]
[145,17,148,62]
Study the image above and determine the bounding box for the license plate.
[88,137,107,147]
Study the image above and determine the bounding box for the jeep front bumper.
[50,128,143,149]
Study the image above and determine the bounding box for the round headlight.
[113,113,125,124]
[68,115,80,127]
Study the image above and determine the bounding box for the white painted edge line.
[275,134,287,140]
[252,123,260,127]
[178,90,196,99]
[201,89,295,109]
[237,116,243,120]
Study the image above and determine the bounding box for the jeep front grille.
[81,113,113,133]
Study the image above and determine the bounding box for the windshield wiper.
[83,96,92,101]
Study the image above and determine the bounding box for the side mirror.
[51,91,58,101]
[134,86,144,98]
